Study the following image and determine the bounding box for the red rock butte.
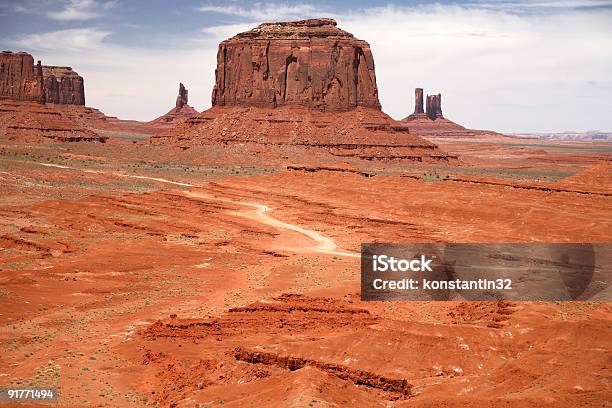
[0,51,45,103]
[42,65,85,105]
[212,18,380,111]
[153,19,455,163]
[0,51,105,142]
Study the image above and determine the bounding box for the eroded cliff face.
[211,18,381,111]
[0,51,45,103]
[42,66,85,105]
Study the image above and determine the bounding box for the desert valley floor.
[0,132,611,407]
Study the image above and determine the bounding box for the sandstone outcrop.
[0,51,45,103]
[403,87,474,136]
[147,83,198,133]
[42,66,85,105]
[154,20,454,163]
[211,18,381,111]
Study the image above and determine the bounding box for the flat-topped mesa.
[0,51,45,103]
[42,66,85,105]
[212,18,381,111]
[176,82,188,109]
[426,93,443,120]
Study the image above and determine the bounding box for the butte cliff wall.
[212,18,381,111]
[0,51,45,103]
[42,66,85,105]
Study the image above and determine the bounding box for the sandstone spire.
[426,93,443,120]
[176,82,188,109]
[414,88,424,114]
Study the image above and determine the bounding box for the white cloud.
[12,28,113,50]
[200,23,254,38]
[466,0,612,11]
[14,4,34,14]
[48,0,115,21]
[197,3,323,21]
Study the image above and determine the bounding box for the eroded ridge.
[143,294,378,339]
[232,347,412,399]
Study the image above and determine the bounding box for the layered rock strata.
[0,100,107,142]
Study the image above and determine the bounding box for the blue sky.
[1,0,611,132]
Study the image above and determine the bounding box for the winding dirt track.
[186,191,359,258]
[34,161,359,258]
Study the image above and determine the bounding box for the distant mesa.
[0,51,106,143]
[42,65,85,105]
[153,19,455,163]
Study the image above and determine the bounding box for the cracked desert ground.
[1,134,610,407]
